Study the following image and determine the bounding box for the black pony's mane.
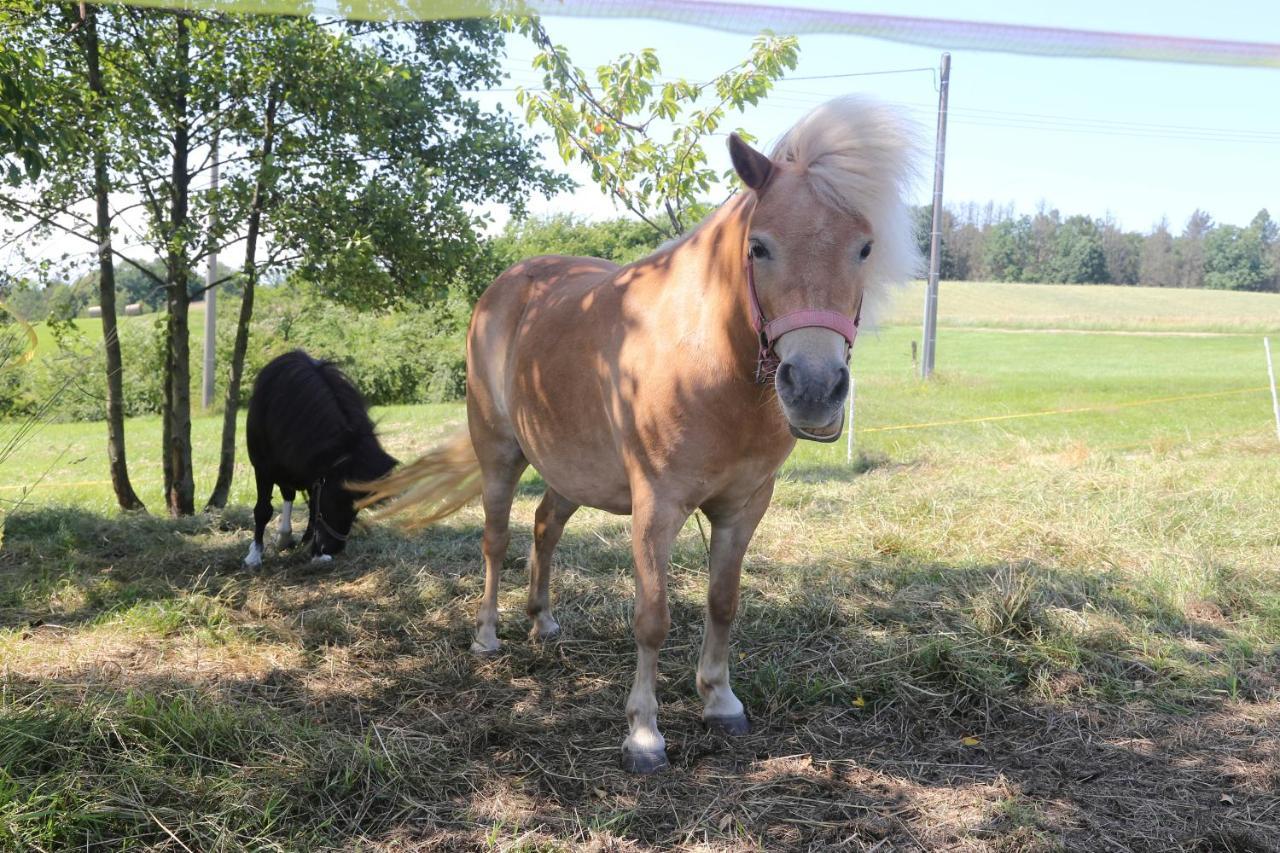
[251,350,395,482]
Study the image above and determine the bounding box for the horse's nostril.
[830,366,849,401]
[776,362,797,392]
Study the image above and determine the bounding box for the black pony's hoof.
[704,713,751,737]
[621,747,669,775]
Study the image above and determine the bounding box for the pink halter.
[746,255,863,384]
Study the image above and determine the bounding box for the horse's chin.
[785,410,844,443]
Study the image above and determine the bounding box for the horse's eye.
[749,240,771,260]
[859,241,874,261]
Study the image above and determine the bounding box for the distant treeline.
[7,204,1278,330]
[918,203,1280,291]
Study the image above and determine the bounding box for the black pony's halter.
[311,453,352,543]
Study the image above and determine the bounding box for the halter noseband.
[746,254,863,384]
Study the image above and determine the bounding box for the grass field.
[885,280,1280,333]
[3,284,1280,851]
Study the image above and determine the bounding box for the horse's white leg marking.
[311,553,332,564]
[277,500,293,545]
[622,500,684,770]
[527,489,578,641]
[697,482,772,729]
[244,541,263,568]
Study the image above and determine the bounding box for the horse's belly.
[514,403,633,514]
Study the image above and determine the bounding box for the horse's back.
[469,254,620,414]
[247,350,371,487]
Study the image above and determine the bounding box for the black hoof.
[277,536,297,552]
[621,748,669,775]
[704,713,751,737]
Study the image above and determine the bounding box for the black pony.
[244,350,397,567]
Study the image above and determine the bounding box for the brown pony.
[360,96,921,773]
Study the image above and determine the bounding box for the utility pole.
[202,137,218,410]
[920,51,950,380]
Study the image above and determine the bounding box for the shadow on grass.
[1,505,1277,851]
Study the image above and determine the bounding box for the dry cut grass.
[2,427,1279,851]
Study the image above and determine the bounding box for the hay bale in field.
[87,306,102,318]
[124,303,144,316]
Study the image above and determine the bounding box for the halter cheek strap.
[746,255,863,384]
[311,453,354,543]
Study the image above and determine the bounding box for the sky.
[7,0,1280,277]
[495,0,1280,234]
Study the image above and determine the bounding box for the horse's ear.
[728,133,774,191]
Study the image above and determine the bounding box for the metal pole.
[846,376,856,464]
[1265,337,1280,443]
[920,52,950,380]
[202,138,219,411]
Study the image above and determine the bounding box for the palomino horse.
[361,95,920,773]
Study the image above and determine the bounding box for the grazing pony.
[360,96,921,772]
[244,350,397,567]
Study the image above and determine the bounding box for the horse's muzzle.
[776,357,849,442]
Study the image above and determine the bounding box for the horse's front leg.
[698,479,774,735]
[623,496,687,774]
[277,486,297,550]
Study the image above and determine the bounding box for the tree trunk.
[163,12,194,516]
[206,88,277,509]
[79,4,145,513]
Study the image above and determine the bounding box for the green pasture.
[6,322,1277,510]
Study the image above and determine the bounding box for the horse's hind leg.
[527,487,579,641]
[697,479,774,736]
[277,486,296,550]
[245,467,274,568]
[472,440,528,655]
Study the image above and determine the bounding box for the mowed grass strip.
[885,280,1280,333]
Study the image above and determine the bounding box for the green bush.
[13,317,165,422]
[218,288,468,409]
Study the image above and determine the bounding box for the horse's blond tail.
[352,429,482,529]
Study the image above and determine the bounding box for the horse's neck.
[652,197,759,381]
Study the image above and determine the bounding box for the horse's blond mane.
[770,95,924,324]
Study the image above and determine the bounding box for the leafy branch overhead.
[507,16,798,237]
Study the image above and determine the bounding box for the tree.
[4,6,562,515]
[1250,209,1279,292]
[206,16,566,508]
[0,1,52,183]
[1099,214,1141,285]
[1,3,147,510]
[509,15,797,238]
[913,204,961,281]
[1175,209,1213,288]
[1139,218,1177,287]
[982,217,1031,282]
[493,214,660,269]
[1045,215,1107,284]
[1204,217,1273,292]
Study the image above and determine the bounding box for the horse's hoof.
[470,640,502,656]
[704,713,751,737]
[621,747,669,775]
[277,535,296,552]
[310,554,333,564]
[528,622,561,643]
